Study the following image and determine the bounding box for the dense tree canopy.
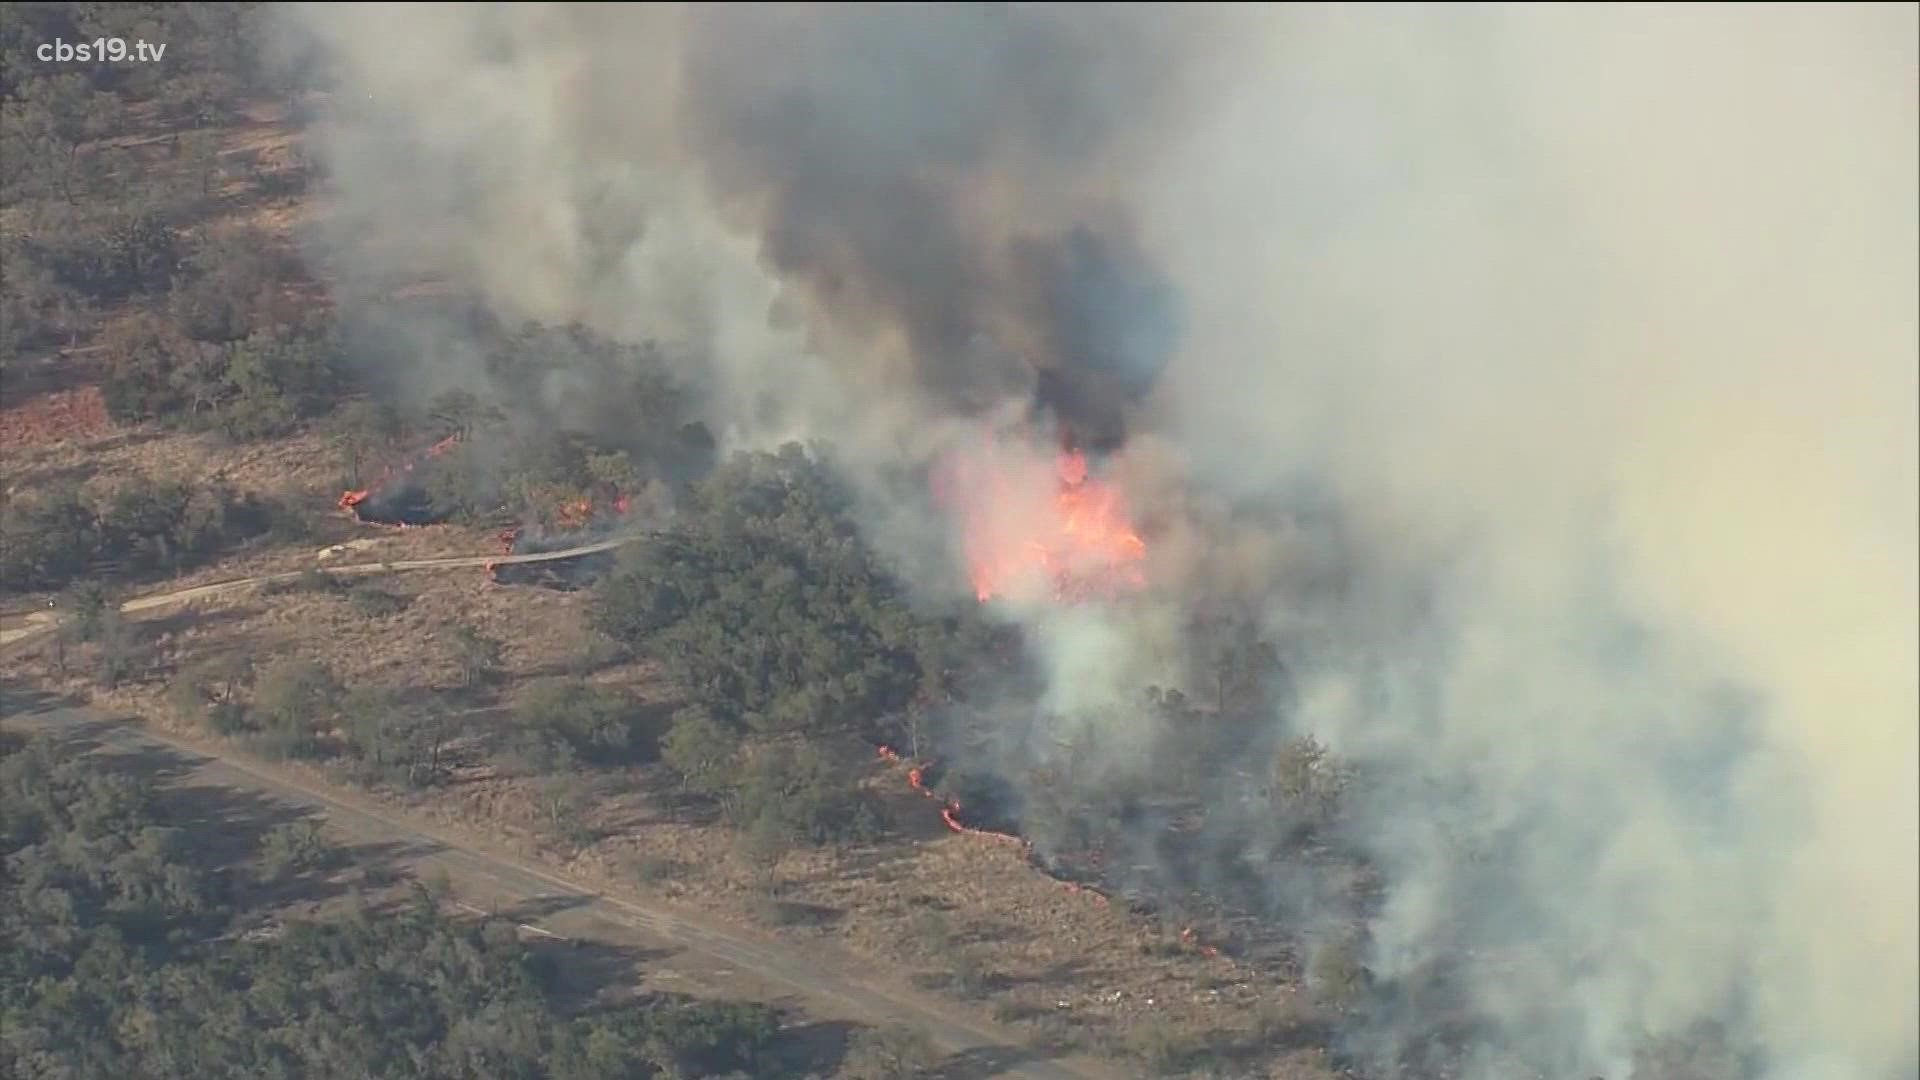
[0,474,283,593]
[593,444,982,739]
[0,734,831,1080]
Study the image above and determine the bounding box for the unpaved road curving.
[0,544,1116,1079]
[0,689,1113,1080]
[0,538,631,648]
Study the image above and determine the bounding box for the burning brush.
[934,431,1148,605]
[485,492,637,589]
[339,433,462,527]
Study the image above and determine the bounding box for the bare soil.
[9,545,1343,1076]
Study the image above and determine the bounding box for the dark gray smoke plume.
[677,4,1190,445]
[281,4,1917,1078]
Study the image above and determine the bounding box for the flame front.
[339,433,463,515]
[939,439,1147,604]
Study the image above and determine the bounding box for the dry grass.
[0,423,344,499]
[0,93,1342,1080]
[9,543,1338,1077]
[0,386,111,453]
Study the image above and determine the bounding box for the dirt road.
[0,688,1111,1080]
[0,538,632,648]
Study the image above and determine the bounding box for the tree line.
[0,732,941,1079]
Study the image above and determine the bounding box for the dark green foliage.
[0,736,217,981]
[0,242,88,362]
[13,202,178,299]
[98,310,200,420]
[169,655,254,735]
[331,397,405,488]
[425,387,505,442]
[97,307,343,435]
[660,708,739,799]
[339,688,454,787]
[0,72,121,202]
[480,322,713,481]
[841,1024,940,1080]
[214,325,342,438]
[593,445,971,737]
[56,579,112,640]
[512,677,661,767]
[250,658,339,761]
[0,475,276,593]
[0,483,94,590]
[0,733,811,1080]
[730,742,886,847]
[255,819,329,882]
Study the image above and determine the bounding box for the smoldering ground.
[279,4,1916,1078]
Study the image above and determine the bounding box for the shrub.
[841,1025,939,1080]
[1308,929,1369,1012]
[345,582,408,618]
[729,741,885,846]
[513,677,660,766]
[257,819,330,882]
[251,658,338,759]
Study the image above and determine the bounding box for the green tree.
[449,624,503,692]
[340,685,401,768]
[0,482,95,591]
[536,776,595,848]
[91,606,139,688]
[513,678,660,767]
[99,311,197,421]
[216,327,340,439]
[590,445,961,739]
[1271,734,1351,840]
[57,578,113,641]
[252,658,339,759]
[169,654,252,734]
[0,71,119,201]
[168,226,288,342]
[585,448,639,496]
[660,708,739,800]
[730,742,884,847]
[332,398,403,487]
[427,388,503,441]
[257,819,330,882]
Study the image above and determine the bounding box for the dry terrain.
[1,93,1339,1080]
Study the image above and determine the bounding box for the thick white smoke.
[1147,6,1917,1077]
[279,4,1917,1077]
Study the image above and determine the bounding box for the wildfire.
[937,438,1148,604]
[339,433,463,514]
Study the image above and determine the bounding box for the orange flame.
[937,438,1147,604]
[875,744,1239,963]
[339,433,463,517]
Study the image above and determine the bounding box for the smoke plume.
[280,4,1917,1077]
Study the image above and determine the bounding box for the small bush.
[632,855,678,885]
[1125,1019,1206,1077]
[841,1024,939,1080]
[257,819,330,882]
[1308,929,1369,1012]
[345,583,408,618]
